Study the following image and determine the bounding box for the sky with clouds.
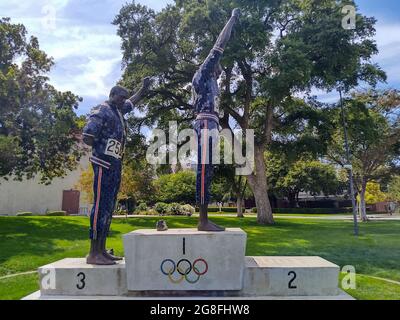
[1,0,399,115]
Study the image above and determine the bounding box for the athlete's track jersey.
[83,100,134,169]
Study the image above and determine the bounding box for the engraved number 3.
[77,272,86,290]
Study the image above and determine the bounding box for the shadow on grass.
[0,217,121,266]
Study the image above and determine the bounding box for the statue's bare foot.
[198,221,225,232]
[103,249,123,261]
[86,253,116,265]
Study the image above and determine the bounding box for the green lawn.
[0,216,399,300]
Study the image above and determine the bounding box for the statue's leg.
[195,120,202,212]
[196,119,225,232]
[102,163,123,261]
[86,164,116,265]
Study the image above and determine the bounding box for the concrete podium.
[25,228,353,300]
[123,228,246,291]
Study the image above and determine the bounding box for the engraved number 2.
[288,271,297,289]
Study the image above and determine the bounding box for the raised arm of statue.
[128,77,152,105]
[213,8,240,53]
[120,77,153,115]
[196,9,240,79]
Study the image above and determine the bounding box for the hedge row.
[195,207,243,213]
[45,211,67,216]
[135,202,196,216]
[16,211,68,216]
[16,212,33,216]
[251,207,352,214]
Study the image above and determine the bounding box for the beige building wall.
[0,154,92,215]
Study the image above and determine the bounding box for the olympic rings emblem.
[160,258,208,284]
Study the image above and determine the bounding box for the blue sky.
[1,0,399,115]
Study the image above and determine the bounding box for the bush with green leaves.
[45,211,67,216]
[16,212,33,216]
[135,202,148,213]
[114,209,128,216]
[141,208,158,216]
[181,204,195,216]
[168,203,183,215]
[195,207,240,213]
[154,202,169,215]
[251,208,352,214]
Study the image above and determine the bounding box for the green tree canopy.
[327,89,400,220]
[266,151,343,207]
[0,18,82,183]
[153,170,196,204]
[387,176,400,202]
[113,0,385,224]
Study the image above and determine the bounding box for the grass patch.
[339,273,400,300]
[1,216,399,300]
[0,273,39,300]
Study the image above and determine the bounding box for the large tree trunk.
[237,196,244,218]
[355,200,360,218]
[247,145,274,224]
[360,179,368,222]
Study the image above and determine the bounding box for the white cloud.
[372,22,400,84]
[3,11,124,113]
[50,56,121,97]
[2,0,398,116]
[374,23,400,47]
[310,21,400,102]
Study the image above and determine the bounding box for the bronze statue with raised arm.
[192,9,240,231]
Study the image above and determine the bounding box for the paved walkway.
[0,271,36,280]
[367,276,400,286]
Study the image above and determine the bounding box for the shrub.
[155,202,169,215]
[45,211,67,216]
[114,209,128,216]
[168,203,183,215]
[136,202,148,213]
[250,208,352,214]
[142,208,159,216]
[181,204,195,216]
[16,212,33,216]
[195,207,243,213]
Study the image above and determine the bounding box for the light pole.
[339,89,359,236]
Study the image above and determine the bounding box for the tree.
[75,166,94,203]
[119,161,157,204]
[113,0,384,224]
[387,176,400,202]
[266,152,343,207]
[76,161,156,205]
[214,164,251,217]
[327,89,400,221]
[210,177,230,208]
[153,170,196,204]
[362,181,387,205]
[0,18,83,184]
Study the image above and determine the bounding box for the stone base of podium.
[28,256,352,300]
[123,228,247,291]
[23,290,354,300]
[25,228,353,300]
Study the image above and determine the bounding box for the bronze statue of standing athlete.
[192,9,240,231]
